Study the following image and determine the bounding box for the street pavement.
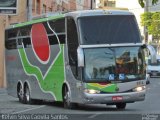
[0,78,160,120]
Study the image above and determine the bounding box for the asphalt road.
[0,78,160,120]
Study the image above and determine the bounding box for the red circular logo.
[31,23,50,63]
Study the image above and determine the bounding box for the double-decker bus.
[5,10,156,109]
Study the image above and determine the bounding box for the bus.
[5,10,156,109]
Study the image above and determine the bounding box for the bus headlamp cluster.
[84,89,101,94]
[133,86,146,92]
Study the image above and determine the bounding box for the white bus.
[5,10,156,109]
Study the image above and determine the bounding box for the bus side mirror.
[145,45,157,63]
[77,47,84,67]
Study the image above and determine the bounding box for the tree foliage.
[138,0,159,8]
[141,12,152,27]
[141,12,160,40]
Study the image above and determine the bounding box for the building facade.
[98,0,116,8]
[32,0,55,17]
[53,0,95,12]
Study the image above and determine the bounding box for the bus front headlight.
[133,86,146,92]
[84,89,100,94]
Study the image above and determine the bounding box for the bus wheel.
[63,86,74,109]
[24,85,33,104]
[17,84,23,103]
[116,103,126,109]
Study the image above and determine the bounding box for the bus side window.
[14,26,31,48]
[5,29,18,50]
[23,38,31,48]
[7,29,19,38]
[48,35,65,45]
[46,19,65,45]
[67,17,79,78]
[6,40,17,50]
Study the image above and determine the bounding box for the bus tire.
[63,86,75,109]
[116,103,126,110]
[23,85,33,104]
[17,83,23,103]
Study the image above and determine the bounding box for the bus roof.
[65,10,134,19]
[7,14,64,29]
[6,10,133,29]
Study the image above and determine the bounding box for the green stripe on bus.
[13,14,64,28]
[18,45,65,101]
[86,83,117,93]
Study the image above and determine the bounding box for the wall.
[0,16,5,88]
[32,0,55,17]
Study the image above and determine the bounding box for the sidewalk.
[0,88,6,94]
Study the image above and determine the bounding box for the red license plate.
[112,96,123,101]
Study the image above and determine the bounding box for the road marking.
[12,105,46,114]
[88,113,102,119]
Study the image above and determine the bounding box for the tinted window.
[48,19,65,33]
[20,27,31,36]
[5,39,17,49]
[67,17,79,78]
[7,29,19,39]
[44,19,65,45]
[5,18,65,50]
[79,15,141,45]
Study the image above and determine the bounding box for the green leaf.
[138,0,145,8]
[152,0,158,5]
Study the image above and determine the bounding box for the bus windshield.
[78,15,141,45]
[84,46,145,82]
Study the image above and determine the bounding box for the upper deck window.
[78,15,141,45]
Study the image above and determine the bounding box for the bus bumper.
[82,90,145,104]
